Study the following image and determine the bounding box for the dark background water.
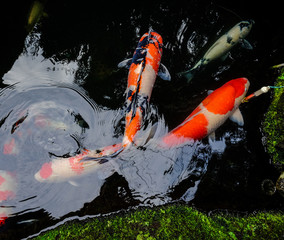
[0,0,284,239]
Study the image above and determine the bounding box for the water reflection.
[0,26,219,228]
[2,1,281,238]
[0,30,110,222]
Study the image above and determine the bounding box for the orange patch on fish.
[127,64,140,88]
[163,113,209,146]
[124,109,142,144]
[202,85,235,114]
[69,150,89,174]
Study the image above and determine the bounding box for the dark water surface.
[0,1,283,239]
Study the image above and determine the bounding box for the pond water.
[0,1,284,239]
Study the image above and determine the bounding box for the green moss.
[33,205,284,240]
[263,69,284,165]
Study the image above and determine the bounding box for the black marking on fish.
[98,159,109,164]
[137,95,149,119]
[227,36,233,44]
[239,22,250,31]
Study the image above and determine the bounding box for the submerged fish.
[34,149,115,184]
[0,170,17,226]
[161,78,250,147]
[26,0,48,32]
[180,21,254,82]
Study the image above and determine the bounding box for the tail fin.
[178,68,196,83]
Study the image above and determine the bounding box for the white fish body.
[183,20,254,81]
[34,150,116,183]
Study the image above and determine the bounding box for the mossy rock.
[32,205,284,240]
[263,69,284,166]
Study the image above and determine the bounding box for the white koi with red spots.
[34,149,116,183]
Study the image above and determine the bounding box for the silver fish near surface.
[180,20,254,82]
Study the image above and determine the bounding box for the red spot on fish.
[202,85,235,115]
[227,78,247,98]
[162,113,209,146]
[39,162,53,179]
[0,190,15,201]
[69,156,84,175]
[0,214,8,226]
[3,138,16,155]
[0,176,5,186]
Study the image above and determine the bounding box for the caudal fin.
[177,68,196,83]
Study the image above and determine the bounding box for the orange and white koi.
[0,170,17,226]
[118,29,170,148]
[161,78,250,147]
[34,149,116,183]
[80,29,171,161]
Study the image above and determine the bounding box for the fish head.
[238,20,254,38]
[227,77,250,104]
[131,30,163,65]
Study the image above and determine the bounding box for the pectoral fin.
[208,131,216,141]
[158,63,171,81]
[229,108,244,126]
[69,180,79,187]
[118,58,132,69]
[240,39,253,50]
[221,52,230,61]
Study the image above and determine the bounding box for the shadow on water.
[0,0,284,239]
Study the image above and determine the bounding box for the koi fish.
[34,149,116,184]
[118,29,170,147]
[71,30,171,163]
[180,21,254,82]
[161,78,250,147]
[0,170,17,226]
[85,29,170,160]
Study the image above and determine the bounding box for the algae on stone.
[263,69,284,166]
[33,205,284,240]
